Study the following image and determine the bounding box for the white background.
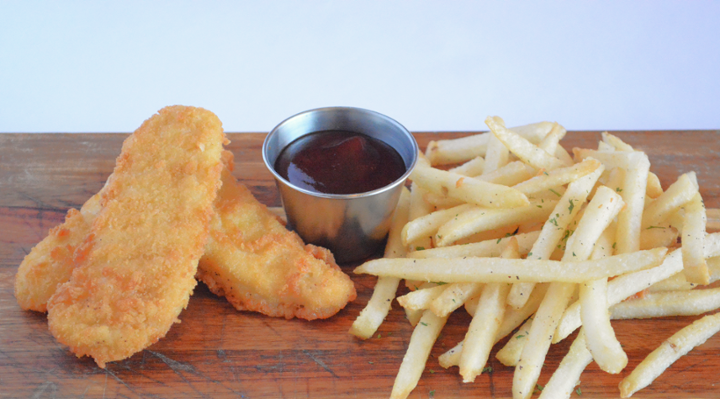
[1,1,718,133]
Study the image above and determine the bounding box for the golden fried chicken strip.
[15,192,103,312]
[197,152,357,320]
[46,106,225,367]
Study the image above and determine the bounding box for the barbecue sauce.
[274,130,406,195]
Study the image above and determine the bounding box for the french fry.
[496,317,533,367]
[641,172,698,229]
[407,182,435,252]
[390,310,449,399]
[514,184,625,399]
[619,312,720,398]
[410,166,530,209]
[640,223,678,250]
[478,161,537,186]
[574,149,651,254]
[440,284,549,369]
[354,248,667,284]
[449,156,485,177]
[484,133,510,174]
[425,122,554,165]
[682,192,709,284]
[554,145,575,167]
[611,287,720,320]
[538,122,567,157]
[539,329,593,399]
[554,249,683,343]
[409,230,539,259]
[486,116,565,171]
[458,239,518,382]
[350,188,410,339]
[602,131,635,151]
[434,199,557,247]
[649,256,720,292]
[396,284,448,311]
[507,162,604,309]
[646,171,663,199]
[512,158,602,196]
[429,282,483,318]
[401,203,473,247]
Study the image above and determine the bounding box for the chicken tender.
[197,152,357,320]
[15,192,103,312]
[46,105,225,367]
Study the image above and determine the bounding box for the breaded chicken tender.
[46,106,225,367]
[197,152,357,320]
[15,192,103,312]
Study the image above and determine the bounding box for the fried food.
[15,191,103,312]
[16,140,355,326]
[46,105,226,367]
[196,152,356,320]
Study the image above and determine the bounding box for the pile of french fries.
[349,117,720,399]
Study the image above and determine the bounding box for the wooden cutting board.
[1,131,719,399]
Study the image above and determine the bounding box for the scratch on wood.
[147,351,194,372]
[31,380,58,399]
[301,350,338,378]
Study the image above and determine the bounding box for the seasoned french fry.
[478,161,537,186]
[425,122,554,165]
[449,156,485,177]
[611,287,720,320]
[354,248,667,284]
[602,131,635,151]
[401,204,473,247]
[429,282,483,318]
[576,188,627,373]
[646,171,663,199]
[390,310,449,399]
[350,188,410,339]
[539,329,593,399]
[649,256,720,292]
[507,163,604,309]
[396,285,448,311]
[410,166,530,209]
[554,249,683,343]
[409,231,539,259]
[512,158,602,196]
[574,150,651,254]
[434,199,556,247]
[538,122,567,157]
[682,192,709,284]
[641,172,698,229]
[407,182,435,252]
[640,224,678,250]
[619,313,720,398]
[484,133,510,174]
[496,317,533,367]
[441,284,549,369]
[514,185,624,399]
[458,239,518,382]
[486,116,565,171]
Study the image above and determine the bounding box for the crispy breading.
[46,106,225,367]
[197,152,356,320]
[15,192,103,312]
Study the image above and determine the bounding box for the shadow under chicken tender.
[46,105,226,367]
[197,152,357,320]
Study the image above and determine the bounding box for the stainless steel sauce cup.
[262,107,418,263]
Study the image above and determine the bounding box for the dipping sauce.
[274,130,406,195]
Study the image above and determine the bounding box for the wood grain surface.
[1,131,719,399]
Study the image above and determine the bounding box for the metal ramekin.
[262,107,418,263]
